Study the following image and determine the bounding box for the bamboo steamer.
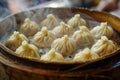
[0,8,120,80]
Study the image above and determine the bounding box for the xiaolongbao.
[41,49,65,62]
[91,22,114,39]
[72,26,94,47]
[32,27,55,48]
[52,21,73,38]
[5,31,28,51]
[91,36,117,56]
[51,35,76,57]
[67,14,86,29]
[41,14,59,30]
[15,41,40,60]
[73,48,99,63]
[19,18,39,37]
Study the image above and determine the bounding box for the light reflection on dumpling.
[15,41,40,60]
[73,48,99,62]
[5,31,28,51]
[41,49,65,62]
[19,18,39,37]
[41,14,59,30]
[52,21,73,38]
[32,27,55,48]
[51,35,76,57]
[91,22,114,39]
[67,14,86,29]
[91,36,117,56]
[72,26,94,47]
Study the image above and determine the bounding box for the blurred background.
[0,0,120,21]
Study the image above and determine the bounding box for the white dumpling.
[41,14,59,30]
[19,18,39,37]
[15,41,40,60]
[5,31,28,51]
[67,14,86,29]
[91,36,117,56]
[32,27,55,48]
[41,49,65,62]
[72,26,94,47]
[73,48,99,63]
[52,21,73,38]
[51,35,76,57]
[91,22,114,39]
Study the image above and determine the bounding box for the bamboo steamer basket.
[0,8,120,80]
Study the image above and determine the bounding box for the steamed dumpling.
[91,36,117,56]
[19,18,39,37]
[73,48,99,63]
[41,14,59,30]
[15,41,40,60]
[67,14,86,29]
[41,49,65,62]
[91,22,114,39]
[51,35,76,57]
[5,31,28,51]
[32,27,55,48]
[52,21,73,38]
[72,26,94,47]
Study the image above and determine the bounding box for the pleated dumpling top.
[32,27,55,48]
[91,36,117,56]
[67,14,86,29]
[52,21,73,38]
[91,22,114,39]
[41,49,65,62]
[5,31,28,51]
[72,26,94,47]
[41,14,59,30]
[51,35,76,57]
[73,48,99,63]
[19,18,39,37]
[15,41,40,60]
